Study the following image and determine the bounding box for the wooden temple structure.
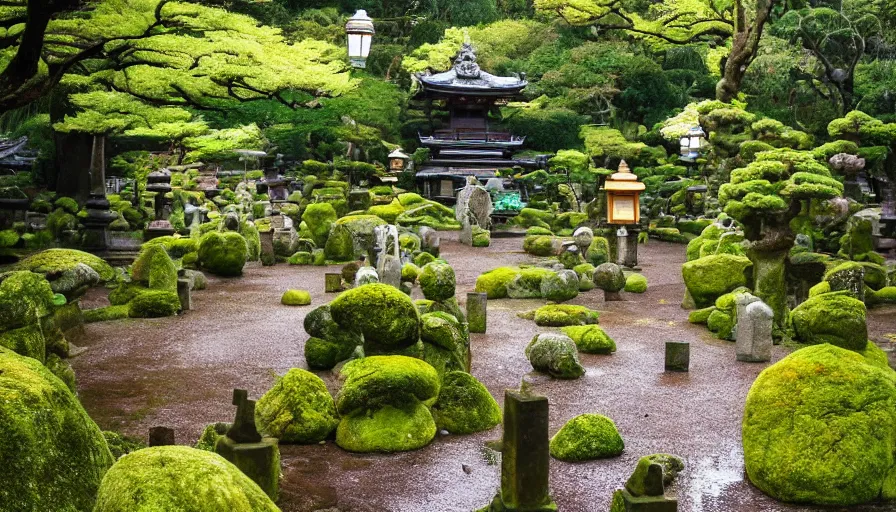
[413,43,548,205]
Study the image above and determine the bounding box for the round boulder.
[550,413,624,461]
[198,231,249,277]
[255,368,338,443]
[593,262,626,292]
[540,269,580,302]
[790,292,867,351]
[329,283,420,349]
[562,325,616,354]
[525,333,585,379]
[431,371,501,435]
[419,262,456,301]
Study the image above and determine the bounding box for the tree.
[534,0,779,102]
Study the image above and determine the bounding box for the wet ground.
[74,234,896,512]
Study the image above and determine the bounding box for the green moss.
[194,423,229,452]
[0,325,45,362]
[0,347,114,511]
[303,305,362,369]
[420,312,469,375]
[324,223,355,262]
[241,221,261,262]
[681,254,752,308]
[573,263,595,291]
[14,248,115,282]
[330,284,420,350]
[281,289,311,306]
[132,244,178,292]
[472,226,491,247]
[198,231,248,277]
[414,251,437,267]
[869,286,896,306]
[300,202,338,248]
[102,431,146,460]
[593,263,626,292]
[526,332,585,379]
[143,235,200,258]
[0,270,55,331]
[532,305,599,327]
[336,400,436,453]
[431,371,501,435]
[790,292,867,351]
[585,236,611,266]
[743,344,896,506]
[94,446,279,512]
[625,454,685,495]
[128,290,180,318]
[336,355,440,416]
[688,306,715,324]
[366,199,406,223]
[0,228,20,248]
[507,266,556,299]
[54,196,79,214]
[523,235,558,256]
[287,251,313,265]
[624,273,648,293]
[255,368,338,443]
[562,325,616,354]
[513,207,555,229]
[475,267,520,299]
[526,227,553,236]
[550,414,624,462]
[45,353,76,392]
[401,263,421,283]
[808,281,831,297]
[419,262,456,301]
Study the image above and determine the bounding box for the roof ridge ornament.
[454,43,481,80]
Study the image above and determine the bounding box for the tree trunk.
[716,0,776,103]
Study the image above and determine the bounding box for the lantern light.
[604,160,645,225]
[679,126,707,161]
[345,10,375,69]
[388,148,410,172]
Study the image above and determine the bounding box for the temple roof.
[416,43,527,97]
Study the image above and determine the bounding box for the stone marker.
[177,278,192,311]
[736,301,774,363]
[665,341,689,372]
[325,273,342,293]
[467,292,488,334]
[617,457,679,511]
[259,230,275,266]
[477,389,557,512]
[148,426,175,447]
[215,389,280,501]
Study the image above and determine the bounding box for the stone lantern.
[605,160,645,268]
[144,169,175,240]
[388,148,410,173]
[345,10,374,69]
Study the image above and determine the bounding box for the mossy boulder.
[281,289,311,306]
[593,262,626,292]
[255,368,338,443]
[401,263,421,283]
[431,371,501,435]
[573,263,596,291]
[624,273,648,293]
[302,202,338,247]
[287,251,313,265]
[324,223,355,262]
[526,333,586,379]
[420,312,470,375]
[419,262,456,301]
[131,244,178,292]
[585,236,611,266]
[303,305,362,369]
[0,347,114,511]
[790,292,867,351]
[682,254,752,308]
[475,267,521,299]
[562,325,616,354]
[330,283,420,350]
[472,226,491,247]
[94,446,279,512]
[336,402,436,453]
[506,267,555,299]
[743,344,896,505]
[0,270,55,332]
[532,305,599,327]
[550,414,624,462]
[414,251,437,267]
[128,290,181,318]
[14,248,115,285]
[198,231,248,277]
[540,270,580,302]
[523,235,558,256]
[84,305,130,324]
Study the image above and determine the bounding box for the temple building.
[413,44,548,206]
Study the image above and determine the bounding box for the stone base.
[619,489,677,511]
[605,290,623,301]
[664,341,690,372]
[476,493,558,512]
[215,436,280,501]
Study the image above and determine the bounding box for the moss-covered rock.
[281,289,311,306]
[0,347,114,511]
[743,344,896,505]
[687,306,715,324]
[431,371,501,435]
[335,355,440,416]
[562,325,616,354]
[330,283,420,350]
[128,290,181,318]
[472,226,491,247]
[593,262,626,292]
[682,254,752,308]
[624,273,648,293]
[573,263,595,291]
[419,262,456,301]
[532,304,599,327]
[523,235,558,256]
[0,324,46,361]
[420,312,469,374]
[401,262,421,283]
[0,270,55,332]
[287,251,313,265]
[790,292,867,350]
[14,248,115,283]
[45,353,76,392]
[132,244,178,292]
[526,333,586,379]
[94,446,279,512]
[336,401,436,453]
[103,431,146,460]
[550,414,624,461]
[198,231,248,277]
[475,267,520,299]
[506,267,555,299]
[367,199,405,223]
[194,422,229,452]
[513,207,555,229]
[302,202,338,247]
[255,368,338,443]
[585,236,611,266]
[303,305,363,369]
[539,270,580,302]
[414,251,437,267]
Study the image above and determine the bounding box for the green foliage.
[501,104,590,152]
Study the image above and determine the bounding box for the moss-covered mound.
[198,231,248,277]
[743,344,896,505]
[94,446,279,512]
[682,254,752,307]
[431,371,501,435]
[255,368,338,443]
[790,292,867,351]
[131,244,178,292]
[303,305,363,369]
[336,402,436,453]
[526,333,586,379]
[420,312,470,375]
[562,325,616,354]
[523,235,558,256]
[475,267,520,299]
[624,273,648,293]
[506,267,555,299]
[128,290,181,318]
[0,347,114,511]
[419,262,456,301]
[593,262,626,292]
[14,248,115,282]
[541,270,580,302]
[329,283,420,350]
[550,414,624,462]
[281,289,311,306]
[0,270,55,332]
[302,202,338,247]
[532,305,599,327]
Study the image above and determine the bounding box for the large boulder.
[0,347,114,511]
[131,244,178,292]
[525,333,586,379]
[420,312,470,375]
[255,368,338,443]
[550,413,624,462]
[198,231,248,277]
[0,270,55,332]
[475,267,520,299]
[94,446,279,512]
[419,262,456,301]
[593,262,625,292]
[506,267,555,299]
[301,202,338,247]
[562,325,616,354]
[303,305,363,369]
[743,344,896,505]
[13,248,115,284]
[681,254,752,308]
[540,270,580,302]
[790,292,867,351]
[431,371,501,435]
[531,305,599,327]
[329,283,420,351]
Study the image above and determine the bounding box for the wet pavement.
[74,234,896,512]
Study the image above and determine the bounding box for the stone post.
[148,426,175,447]
[215,389,280,501]
[479,389,557,511]
[467,292,487,333]
[177,278,192,312]
[325,273,343,293]
[259,230,275,266]
[665,341,689,372]
[736,301,774,362]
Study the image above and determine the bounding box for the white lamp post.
[679,126,707,162]
[345,10,375,69]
